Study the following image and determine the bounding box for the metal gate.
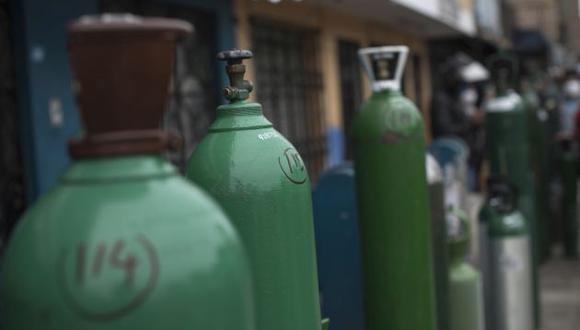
[251,19,326,181]
[338,39,363,160]
[101,0,218,171]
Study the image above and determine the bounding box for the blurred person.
[431,53,489,191]
[540,68,564,141]
[432,54,472,139]
[558,74,580,140]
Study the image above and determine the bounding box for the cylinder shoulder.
[187,126,312,193]
[4,173,243,265]
[450,262,480,281]
[488,210,528,237]
[485,91,524,113]
[0,172,253,328]
[211,101,272,131]
[354,92,424,143]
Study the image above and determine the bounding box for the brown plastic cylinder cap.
[67,13,192,159]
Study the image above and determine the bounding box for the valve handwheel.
[217,49,254,102]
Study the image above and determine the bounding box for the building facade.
[506,0,580,67]
[234,0,475,176]
[507,0,559,42]
[4,0,477,216]
[558,0,580,60]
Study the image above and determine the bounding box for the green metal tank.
[187,50,324,330]
[485,53,539,328]
[447,207,484,330]
[0,15,254,330]
[354,46,436,330]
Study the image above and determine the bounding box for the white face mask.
[460,88,478,104]
[564,80,580,98]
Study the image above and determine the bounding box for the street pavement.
[540,257,580,329]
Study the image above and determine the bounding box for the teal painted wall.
[10,0,98,203]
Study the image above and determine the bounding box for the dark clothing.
[431,92,470,139]
[431,91,485,190]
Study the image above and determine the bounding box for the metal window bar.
[251,19,326,182]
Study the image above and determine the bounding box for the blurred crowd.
[430,53,580,193]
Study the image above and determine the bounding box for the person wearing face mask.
[560,75,580,140]
[432,55,471,140]
[461,83,487,191]
[431,53,489,191]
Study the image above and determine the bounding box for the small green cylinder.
[447,207,484,330]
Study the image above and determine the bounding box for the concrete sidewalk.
[540,257,580,330]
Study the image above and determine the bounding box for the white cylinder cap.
[358,45,409,92]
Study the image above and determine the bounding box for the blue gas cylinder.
[313,163,364,330]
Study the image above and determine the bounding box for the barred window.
[251,19,326,182]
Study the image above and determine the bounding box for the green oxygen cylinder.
[354,46,436,330]
[447,207,485,330]
[187,50,324,330]
[485,53,539,328]
[0,15,254,330]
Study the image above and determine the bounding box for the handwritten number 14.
[76,240,138,286]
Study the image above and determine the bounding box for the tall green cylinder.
[0,16,254,330]
[447,207,484,330]
[354,46,436,330]
[485,54,538,328]
[187,50,322,330]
